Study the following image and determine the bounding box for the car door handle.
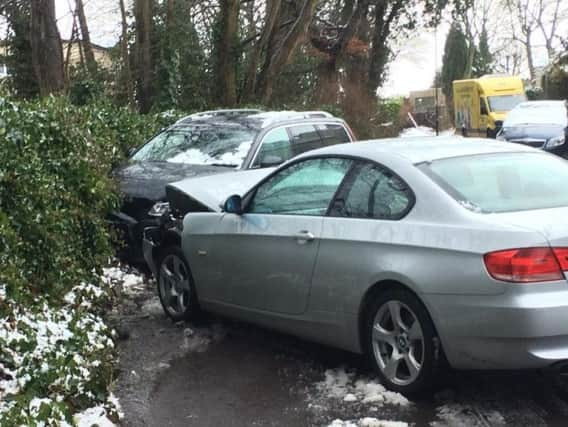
[294,230,315,244]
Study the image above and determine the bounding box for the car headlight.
[547,134,566,148]
[148,202,170,217]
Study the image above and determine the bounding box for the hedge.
[0,96,181,424]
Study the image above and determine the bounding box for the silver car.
[150,136,568,394]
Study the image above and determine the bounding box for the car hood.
[168,167,276,211]
[501,124,565,141]
[113,161,232,201]
[488,206,568,247]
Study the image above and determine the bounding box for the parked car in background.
[497,100,568,156]
[110,109,355,261]
[146,137,568,395]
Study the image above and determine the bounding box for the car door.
[206,157,354,315]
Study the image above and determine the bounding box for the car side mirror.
[260,154,283,168]
[127,147,137,157]
[224,194,243,215]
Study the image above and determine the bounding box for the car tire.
[157,246,199,322]
[365,288,443,396]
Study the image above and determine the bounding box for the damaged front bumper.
[108,210,161,263]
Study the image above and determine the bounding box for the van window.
[480,98,488,116]
[488,94,526,112]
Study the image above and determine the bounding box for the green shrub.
[0,96,178,304]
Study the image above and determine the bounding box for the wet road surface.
[113,271,568,427]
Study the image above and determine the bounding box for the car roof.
[295,136,539,164]
[171,110,342,131]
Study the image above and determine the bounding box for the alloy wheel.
[159,254,191,317]
[372,300,425,386]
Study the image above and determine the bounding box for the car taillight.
[484,247,568,283]
[553,248,568,270]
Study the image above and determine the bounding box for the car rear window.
[420,153,568,213]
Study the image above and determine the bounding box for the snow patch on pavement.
[317,367,410,407]
[431,403,505,427]
[329,418,409,427]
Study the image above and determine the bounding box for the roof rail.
[176,109,264,124]
[248,110,335,127]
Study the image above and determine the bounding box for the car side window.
[253,127,292,168]
[333,162,413,220]
[289,125,323,156]
[315,124,351,145]
[248,157,353,216]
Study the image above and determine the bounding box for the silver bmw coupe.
[147,136,568,394]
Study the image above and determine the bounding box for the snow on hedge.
[0,272,122,426]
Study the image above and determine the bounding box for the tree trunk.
[64,13,78,78]
[242,0,282,102]
[134,0,154,113]
[310,0,369,106]
[166,0,175,28]
[75,0,97,75]
[368,0,403,98]
[525,32,535,82]
[258,0,318,103]
[216,0,239,106]
[119,0,135,106]
[30,0,65,95]
[314,59,339,105]
[463,40,476,79]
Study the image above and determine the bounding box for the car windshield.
[131,125,257,167]
[504,103,567,127]
[421,153,568,213]
[487,94,525,112]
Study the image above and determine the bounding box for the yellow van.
[453,75,525,138]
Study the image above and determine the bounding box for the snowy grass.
[0,270,123,426]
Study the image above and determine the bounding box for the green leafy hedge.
[0,96,182,424]
[0,96,177,304]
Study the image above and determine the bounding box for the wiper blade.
[209,163,238,167]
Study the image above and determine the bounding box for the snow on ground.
[431,403,505,427]
[399,126,455,138]
[74,404,117,427]
[316,367,410,407]
[103,265,147,297]
[308,367,411,427]
[329,418,409,427]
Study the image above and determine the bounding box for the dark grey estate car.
[111,110,355,261]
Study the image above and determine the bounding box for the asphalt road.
[113,271,568,427]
